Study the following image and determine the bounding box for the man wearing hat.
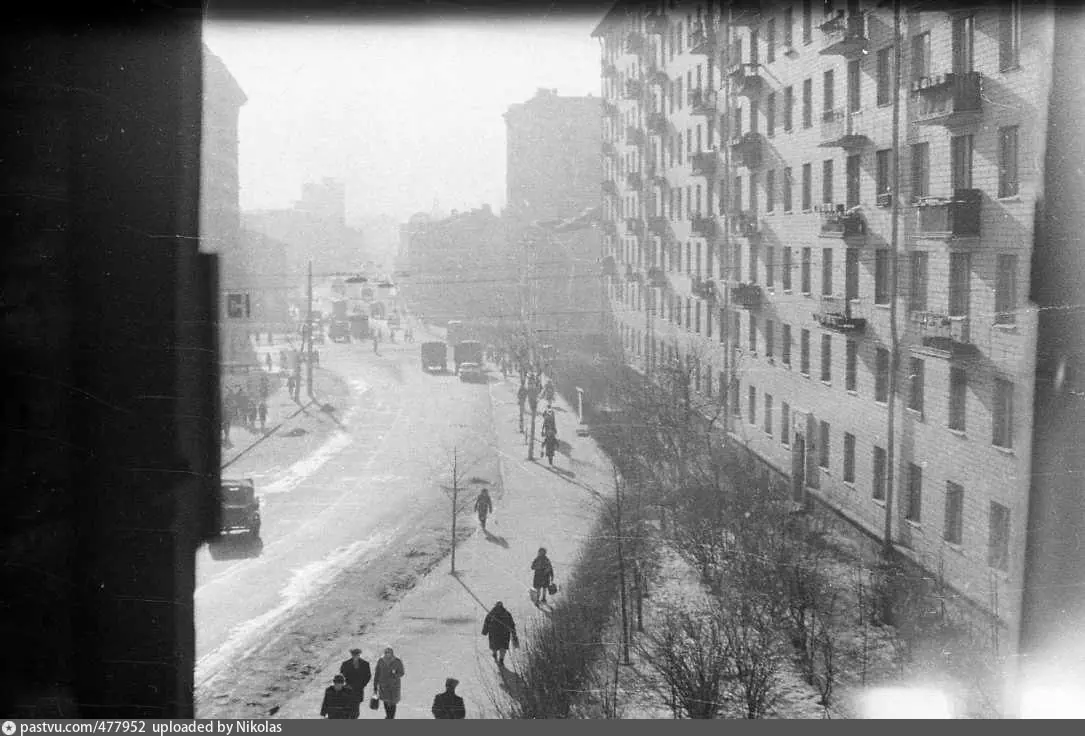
[339,648,371,718]
[431,678,466,719]
[319,674,355,719]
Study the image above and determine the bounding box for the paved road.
[194,335,500,688]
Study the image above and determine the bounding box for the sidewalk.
[275,368,616,719]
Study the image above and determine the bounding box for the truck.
[420,341,447,373]
[454,340,483,375]
[446,320,465,347]
[349,314,370,341]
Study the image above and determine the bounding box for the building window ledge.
[874,302,891,309]
[993,322,1018,333]
[843,481,856,490]
[994,444,1015,456]
[905,519,923,530]
[906,408,924,421]
[947,428,967,437]
[846,389,858,396]
[822,380,832,388]
[873,497,886,508]
[944,541,965,556]
[997,196,1022,204]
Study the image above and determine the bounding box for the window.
[993,378,1014,449]
[944,482,964,545]
[783,247,793,291]
[822,247,833,295]
[996,254,1018,325]
[782,323,792,366]
[705,364,712,396]
[818,420,830,469]
[952,14,975,75]
[766,246,775,287]
[872,446,887,500]
[822,159,834,204]
[949,367,967,431]
[731,378,741,418]
[767,18,776,63]
[909,251,929,312]
[874,249,890,304]
[843,433,856,483]
[999,126,1019,198]
[748,312,757,352]
[784,6,794,48]
[749,172,759,212]
[706,303,713,338]
[875,347,889,402]
[803,78,813,128]
[847,59,860,113]
[719,309,726,343]
[765,393,774,435]
[803,0,812,44]
[750,28,760,65]
[766,319,775,359]
[876,148,891,196]
[802,163,812,210]
[823,69,835,116]
[988,502,1010,571]
[732,311,741,351]
[912,32,931,82]
[781,402,791,446]
[767,92,776,136]
[801,247,812,293]
[876,47,892,106]
[949,253,971,317]
[784,86,794,131]
[733,175,743,215]
[1000,0,1021,71]
[909,357,925,414]
[783,167,794,211]
[846,154,860,208]
[845,247,859,301]
[766,169,776,213]
[750,99,760,135]
[748,242,759,283]
[748,384,757,425]
[801,328,811,375]
[906,463,922,523]
[951,134,974,191]
[695,301,701,333]
[846,339,858,392]
[911,142,930,199]
[226,292,251,319]
[732,244,742,282]
[820,334,832,383]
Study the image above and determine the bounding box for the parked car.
[220,478,261,539]
[458,362,485,383]
[421,341,447,373]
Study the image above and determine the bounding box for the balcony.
[624,31,647,56]
[646,12,668,35]
[912,72,983,127]
[688,88,718,116]
[647,215,670,236]
[602,60,618,78]
[602,99,619,118]
[819,109,871,149]
[730,281,763,309]
[729,211,761,238]
[819,12,869,59]
[730,0,762,27]
[693,277,717,301]
[600,255,617,277]
[624,263,644,283]
[817,205,866,239]
[602,179,618,196]
[624,125,645,146]
[646,266,668,288]
[910,311,978,358]
[624,217,644,237]
[730,132,763,169]
[626,171,643,191]
[648,68,670,87]
[814,295,867,333]
[690,150,719,177]
[728,63,765,98]
[623,78,644,100]
[688,25,715,55]
[914,189,981,238]
[647,111,668,135]
[689,214,718,238]
[876,192,893,208]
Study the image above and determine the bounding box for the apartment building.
[593,0,1049,649]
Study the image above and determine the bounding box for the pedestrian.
[474,487,493,532]
[543,433,557,466]
[286,374,296,399]
[237,389,250,429]
[431,677,466,719]
[481,601,518,667]
[221,414,231,447]
[339,648,371,718]
[372,647,404,719]
[258,401,267,432]
[279,349,287,372]
[265,353,272,372]
[259,373,269,399]
[224,391,237,430]
[543,379,555,404]
[542,408,557,439]
[531,547,555,606]
[517,384,528,433]
[267,329,273,345]
[320,674,356,719]
[373,333,380,356]
[247,402,258,430]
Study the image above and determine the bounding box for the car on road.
[458,362,485,383]
[220,478,261,539]
[421,341,447,373]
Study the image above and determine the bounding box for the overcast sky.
[204,10,609,225]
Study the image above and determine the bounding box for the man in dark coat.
[431,677,466,719]
[482,601,518,667]
[320,674,355,719]
[339,648,371,718]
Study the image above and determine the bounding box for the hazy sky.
[204,11,609,224]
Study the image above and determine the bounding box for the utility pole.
[450,447,459,574]
[616,470,631,666]
[306,259,314,400]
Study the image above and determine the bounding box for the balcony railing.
[817,205,866,238]
[693,277,717,301]
[648,68,669,86]
[624,263,644,283]
[690,150,719,176]
[819,108,871,149]
[602,60,618,78]
[647,111,668,135]
[730,211,761,237]
[819,12,869,59]
[688,88,717,116]
[602,179,618,196]
[624,125,644,145]
[728,63,765,98]
[688,25,715,55]
[624,217,643,237]
[624,31,647,56]
[730,281,763,309]
[600,255,617,277]
[646,12,668,35]
[646,266,668,288]
[730,0,762,27]
[730,132,763,168]
[623,78,644,100]
[876,192,893,208]
[626,171,643,190]
[912,72,983,126]
[814,295,867,333]
[647,215,670,236]
[602,99,619,117]
[910,311,977,357]
[915,189,981,237]
[689,214,717,237]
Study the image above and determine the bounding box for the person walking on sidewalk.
[265,352,272,372]
[474,487,493,532]
[431,677,466,719]
[372,647,404,719]
[320,674,355,719]
[516,383,528,433]
[482,601,518,668]
[373,331,381,356]
[531,548,555,606]
[339,648,371,718]
[258,401,268,433]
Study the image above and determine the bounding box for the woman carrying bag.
[530,547,555,605]
[371,647,405,719]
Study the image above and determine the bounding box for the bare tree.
[720,594,783,719]
[441,446,480,574]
